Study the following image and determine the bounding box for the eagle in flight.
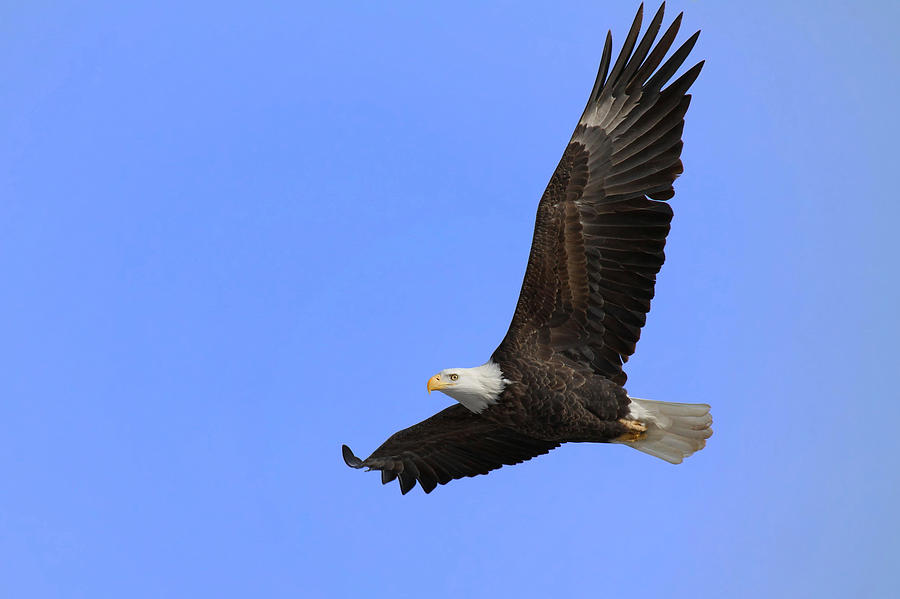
[343,3,712,494]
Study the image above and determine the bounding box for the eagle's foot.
[615,418,647,442]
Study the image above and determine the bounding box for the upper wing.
[495,4,703,385]
[342,404,560,494]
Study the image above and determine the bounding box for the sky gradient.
[2,1,899,597]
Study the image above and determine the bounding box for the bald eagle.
[342,4,711,494]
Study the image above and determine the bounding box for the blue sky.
[2,1,898,597]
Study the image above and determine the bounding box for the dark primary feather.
[495,2,703,385]
[342,405,559,494]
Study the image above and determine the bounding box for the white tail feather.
[620,397,713,464]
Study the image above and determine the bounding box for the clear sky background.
[2,1,898,597]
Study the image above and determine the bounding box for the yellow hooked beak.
[427,374,449,393]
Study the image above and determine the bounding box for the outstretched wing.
[342,404,560,494]
[495,4,703,385]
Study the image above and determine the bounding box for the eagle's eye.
[449,373,459,381]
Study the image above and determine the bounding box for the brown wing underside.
[342,404,560,494]
[495,4,703,385]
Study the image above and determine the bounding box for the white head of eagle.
[426,361,509,414]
